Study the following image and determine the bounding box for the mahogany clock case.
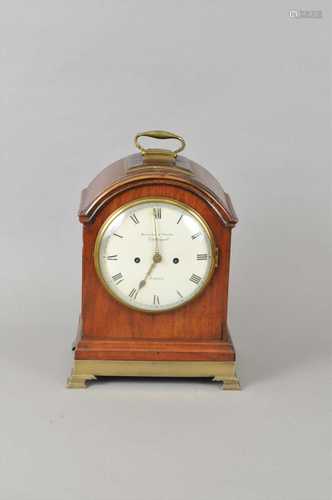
[67,132,240,389]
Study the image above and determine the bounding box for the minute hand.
[153,214,160,256]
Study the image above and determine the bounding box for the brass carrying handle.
[134,130,186,157]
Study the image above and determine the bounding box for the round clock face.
[94,198,216,312]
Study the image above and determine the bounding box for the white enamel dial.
[95,199,216,312]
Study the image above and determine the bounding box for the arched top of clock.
[79,153,238,226]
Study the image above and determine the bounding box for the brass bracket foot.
[66,371,96,389]
[212,375,241,390]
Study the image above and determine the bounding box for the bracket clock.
[67,131,240,389]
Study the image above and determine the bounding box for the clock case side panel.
[76,155,238,363]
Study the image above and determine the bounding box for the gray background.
[1,1,331,500]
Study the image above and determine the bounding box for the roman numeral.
[153,207,161,219]
[113,233,123,238]
[190,274,202,285]
[196,253,208,261]
[130,213,139,224]
[153,294,160,305]
[177,214,183,224]
[176,290,183,298]
[191,232,201,240]
[129,288,137,299]
[105,255,118,260]
[112,272,124,285]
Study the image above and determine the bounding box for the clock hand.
[135,213,163,299]
[153,211,161,260]
[138,261,155,290]
[135,252,162,297]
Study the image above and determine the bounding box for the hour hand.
[136,261,156,295]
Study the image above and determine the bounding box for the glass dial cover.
[94,198,216,312]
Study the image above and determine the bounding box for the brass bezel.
[94,197,217,313]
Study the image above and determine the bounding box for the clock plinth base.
[66,360,240,390]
